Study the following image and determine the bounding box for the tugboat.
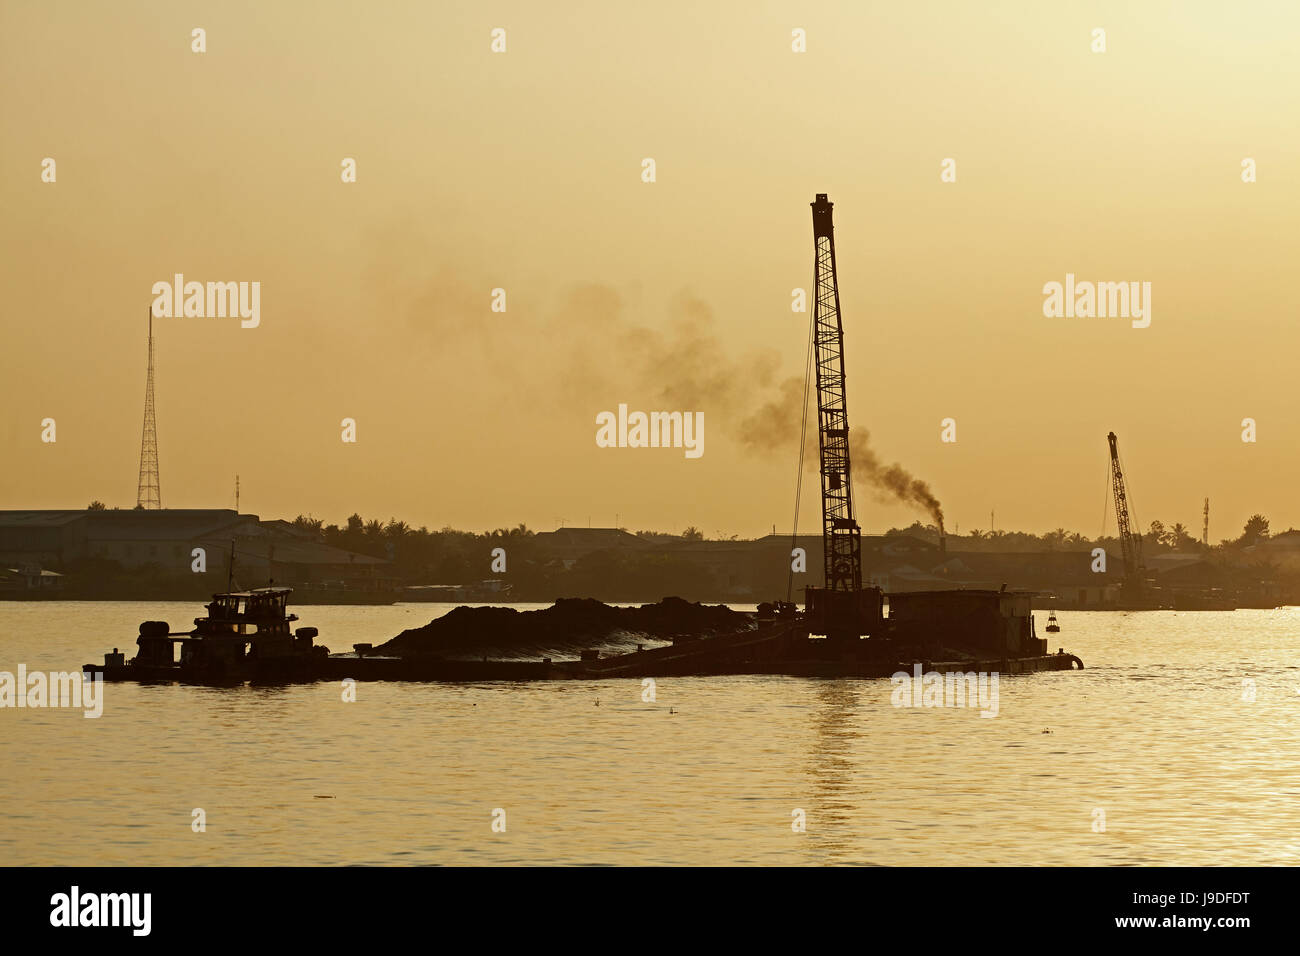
[87,587,330,684]
[1045,611,1061,633]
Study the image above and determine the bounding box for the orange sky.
[2,1,1298,540]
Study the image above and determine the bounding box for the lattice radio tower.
[135,307,161,509]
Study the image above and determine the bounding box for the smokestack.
[940,533,947,554]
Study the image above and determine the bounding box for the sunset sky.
[2,1,1298,540]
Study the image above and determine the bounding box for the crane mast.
[802,194,876,640]
[1107,431,1144,591]
[811,194,862,596]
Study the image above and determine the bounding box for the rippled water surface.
[2,602,1298,865]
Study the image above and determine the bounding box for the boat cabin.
[887,588,1047,656]
[198,587,298,636]
[129,587,317,671]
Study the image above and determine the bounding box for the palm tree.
[1169,522,1189,550]
[1242,514,1270,544]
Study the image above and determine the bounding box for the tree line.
[890,513,1280,552]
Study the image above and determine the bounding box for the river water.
[1,602,1297,865]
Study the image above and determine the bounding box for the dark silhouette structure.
[1107,431,1144,595]
[803,194,878,640]
[810,194,860,595]
[136,308,161,509]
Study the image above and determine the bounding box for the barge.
[86,586,1082,685]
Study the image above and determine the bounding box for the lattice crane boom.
[1107,431,1142,588]
[811,194,862,597]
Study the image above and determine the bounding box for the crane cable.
[787,310,816,602]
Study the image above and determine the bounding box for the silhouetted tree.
[1241,514,1270,545]
[292,514,324,537]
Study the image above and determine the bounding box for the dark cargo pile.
[376,596,753,660]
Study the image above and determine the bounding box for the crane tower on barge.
[803,194,879,641]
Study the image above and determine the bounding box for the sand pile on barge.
[376,597,752,661]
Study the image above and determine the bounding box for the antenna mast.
[135,307,162,509]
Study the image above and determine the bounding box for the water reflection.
[805,679,867,864]
[4,604,1300,864]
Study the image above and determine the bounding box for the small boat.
[86,587,329,684]
[1045,611,1061,633]
[402,580,514,603]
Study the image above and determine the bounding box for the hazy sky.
[2,1,1298,540]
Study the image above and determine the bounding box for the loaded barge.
[86,584,1082,685]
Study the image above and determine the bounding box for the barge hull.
[88,648,1083,685]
